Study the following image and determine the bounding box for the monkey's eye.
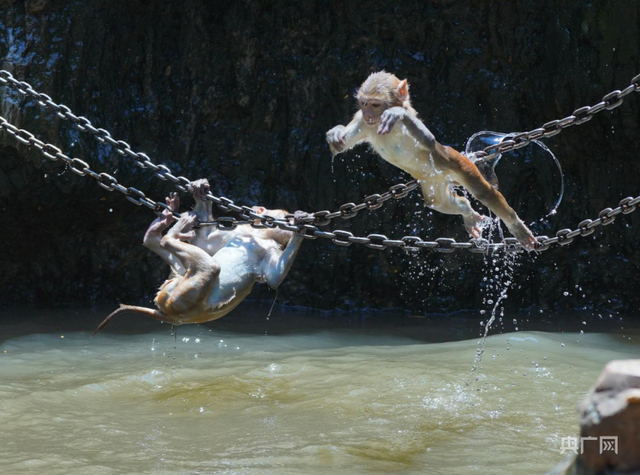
[372,102,381,108]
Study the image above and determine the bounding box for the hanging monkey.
[93,179,304,335]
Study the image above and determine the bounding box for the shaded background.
[1,0,639,316]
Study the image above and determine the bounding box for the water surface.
[0,306,637,475]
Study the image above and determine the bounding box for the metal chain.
[0,69,416,227]
[0,114,183,218]
[292,180,420,226]
[473,73,640,163]
[2,70,640,254]
[3,113,638,255]
[281,191,640,254]
[3,69,638,224]
[0,69,192,193]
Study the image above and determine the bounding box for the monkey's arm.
[263,234,304,289]
[326,111,366,155]
[379,107,437,151]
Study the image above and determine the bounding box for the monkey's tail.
[92,304,169,337]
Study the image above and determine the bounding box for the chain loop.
[619,197,637,215]
[332,230,354,246]
[555,228,575,245]
[3,112,638,255]
[2,70,639,256]
[401,236,422,251]
[473,74,640,163]
[598,207,616,225]
[339,202,359,219]
[366,234,389,250]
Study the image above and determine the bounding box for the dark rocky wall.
[1,0,639,315]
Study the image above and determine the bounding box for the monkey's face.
[358,96,386,127]
[251,207,288,226]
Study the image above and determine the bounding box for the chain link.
[0,69,194,191]
[473,73,640,163]
[3,112,639,254]
[2,70,639,255]
[0,114,187,218]
[0,69,419,227]
[3,68,638,226]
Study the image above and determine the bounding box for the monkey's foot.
[463,212,486,240]
[166,212,198,242]
[144,211,175,243]
[166,192,180,213]
[189,178,210,201]
[507,220,539,252]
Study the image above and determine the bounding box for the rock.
[578,360,640,474]
[551,360,640,475]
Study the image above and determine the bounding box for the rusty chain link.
[2,70,639,254]
[473,73,640,163]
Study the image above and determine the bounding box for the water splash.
[465,131,565,217]
[469,218,521,384]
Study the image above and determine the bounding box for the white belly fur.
[367,125,439,180]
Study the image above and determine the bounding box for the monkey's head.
[357,71,409,127]
[251,206,292,247]
[251,206,288,220]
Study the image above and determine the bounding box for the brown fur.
[327,71,537,249]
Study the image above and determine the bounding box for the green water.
[0,306,637,475]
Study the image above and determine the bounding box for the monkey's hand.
[188,178,210,202]
[162,212,197,244]
[378,107,407,135]
[292,210,313,224]
[326,125,347,155]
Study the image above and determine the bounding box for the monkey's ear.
[397,79,409,101]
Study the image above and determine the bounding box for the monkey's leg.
[157,213,221,315]
[420,182,485,239]
[143,196,185,275]
[456,172,537,249]
[92,304,179,337]
[144,193,180,246]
